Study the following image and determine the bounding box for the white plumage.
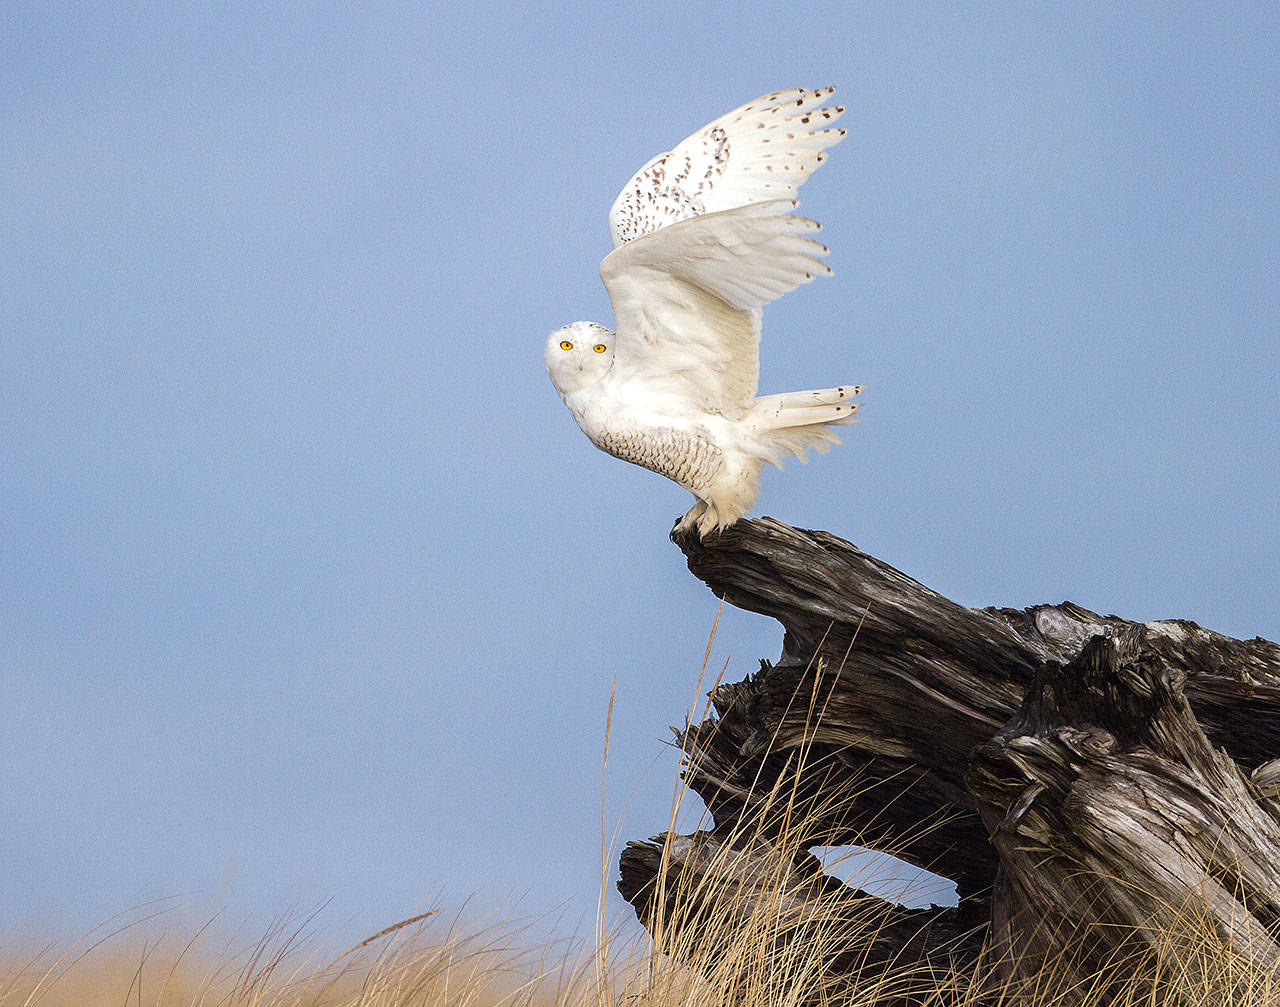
[545,87,863,537]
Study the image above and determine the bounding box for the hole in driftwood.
[810,845,957,908]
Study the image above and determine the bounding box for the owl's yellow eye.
[559,340,573,350]
[593,344,607,353]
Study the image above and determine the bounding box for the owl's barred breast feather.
[593,422,723,496]
[546,87,862,538]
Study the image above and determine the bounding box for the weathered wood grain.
[969,630,1280,992]
[618,516,1280,999]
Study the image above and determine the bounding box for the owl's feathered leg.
[695,504,726,538]
[674,500,709,537]
[677,499,747,538]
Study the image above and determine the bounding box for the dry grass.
[6,894,1277,1007]
[7,618,1277,1007]
[1,901,590,1007]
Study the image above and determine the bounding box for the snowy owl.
[545,87,862,538]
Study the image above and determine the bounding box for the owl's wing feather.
[608,87,846,248]
[600,200,831,419]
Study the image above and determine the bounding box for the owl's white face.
[544,321,615,400]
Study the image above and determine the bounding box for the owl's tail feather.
[751,385,863,468]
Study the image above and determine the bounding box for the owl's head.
[544,321,615,399]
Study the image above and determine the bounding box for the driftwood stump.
[618,518,1280,998]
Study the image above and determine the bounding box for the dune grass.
[7,891,1276,1007]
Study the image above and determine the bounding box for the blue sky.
[3,3,1277,942]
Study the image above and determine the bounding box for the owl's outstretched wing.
[600,199,831,419]
[608,87,846,248]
